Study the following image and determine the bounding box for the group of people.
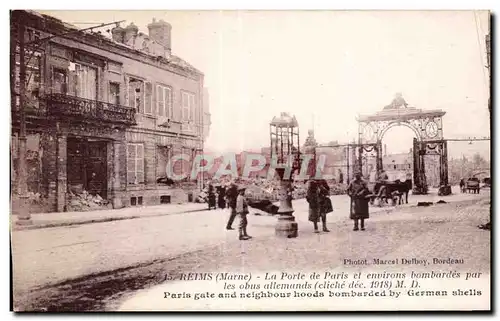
[307,173,371,232]
[211,172,372,241]
[206,184,229,210]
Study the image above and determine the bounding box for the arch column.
[375,140,383,175]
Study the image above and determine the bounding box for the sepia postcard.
[9,9,491,312]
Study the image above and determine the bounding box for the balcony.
[46,93,137,126]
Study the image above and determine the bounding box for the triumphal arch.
[356,94,451,195]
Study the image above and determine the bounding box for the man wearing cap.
[347,172,371,231]
[236,186,252,240]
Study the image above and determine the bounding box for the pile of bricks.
[66,190,111,212]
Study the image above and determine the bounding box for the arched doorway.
[355,94,451,195]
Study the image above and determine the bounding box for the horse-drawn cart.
[369,178,412,207]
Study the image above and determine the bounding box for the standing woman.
[347,173,371,231]
[307,180,321,233]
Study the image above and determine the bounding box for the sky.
[41,10,491,159]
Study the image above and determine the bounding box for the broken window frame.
[125,75,145,114]
[70,62,98,101]
[13,46,42,109]
[52,67,68,95]
[109,82,120,105]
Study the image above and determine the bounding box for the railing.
[45,93,137,125]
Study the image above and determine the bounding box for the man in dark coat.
[207,184,216,210]
[217,186,226,209]
[225,182,238,230]
[347,173,370,231]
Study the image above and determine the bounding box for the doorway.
[67,137,108,198]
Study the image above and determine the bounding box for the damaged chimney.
[111,25,125,43]
[148,18,172,54]
[124,22,139,45]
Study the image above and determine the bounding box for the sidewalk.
[11,202,207,231]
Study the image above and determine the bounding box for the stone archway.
[355,94,451,195]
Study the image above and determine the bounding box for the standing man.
[225,181,238,230]
[217,185,226,209]
[236,186,252,240]
[347,173,370,231]
[338,169,344,184]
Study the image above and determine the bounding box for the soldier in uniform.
[347,173,371,231]
[236,186,252,240]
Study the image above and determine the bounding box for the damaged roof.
[19,10,203,76]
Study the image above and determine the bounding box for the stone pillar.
[376,141,383,175]
[112,141,124,209]
[56,135,67,212]
[357,146,363,177]
[42,132,58,212]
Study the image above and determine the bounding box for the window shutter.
[181,92,186,121]
[136,144,145,184]
[157,85,164,117]
[125,76,130,107]
[145,82,152,115]
[166,87,173,118]
[190,93,195,122]
[127,144,136,184]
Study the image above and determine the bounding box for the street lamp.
[270,112,300,238]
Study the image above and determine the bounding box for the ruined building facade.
[11,10,210,213]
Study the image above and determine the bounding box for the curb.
[11,207,209,231]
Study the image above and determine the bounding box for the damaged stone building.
[11,10,210,213]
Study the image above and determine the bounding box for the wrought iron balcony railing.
[45,93,137,126]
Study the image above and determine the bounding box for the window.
[109,82,120,105]
[127,77,145,113]
[157,85,172,118]
[181,91,196,130]
[14,48,42,108]
[127,143,144,185]
[52,68,68,94]
[71,63,97,100]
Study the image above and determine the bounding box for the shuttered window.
[127,143,144,185]
[157,85,172,118]
[181,91,196,131]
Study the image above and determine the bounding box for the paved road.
[11,187,487,295]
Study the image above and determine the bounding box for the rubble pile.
[330,183,348,195]
[66,190,111,212]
